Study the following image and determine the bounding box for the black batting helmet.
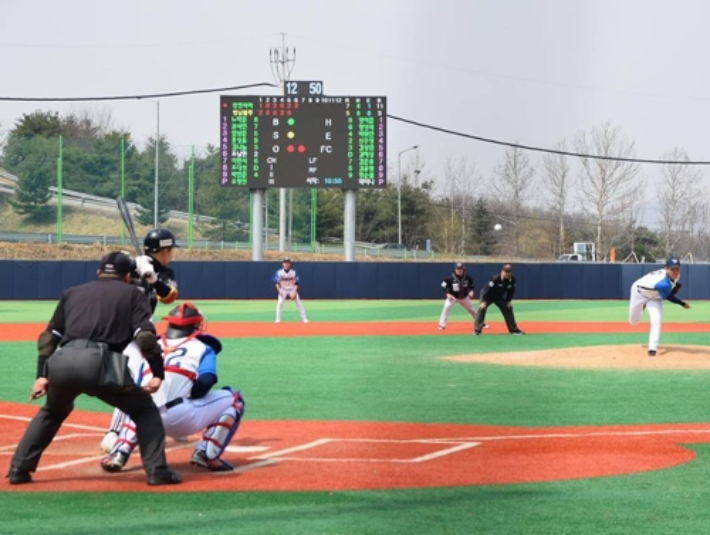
[164,302,203,329]
[144,228,178,253]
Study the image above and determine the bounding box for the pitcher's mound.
[442,345,710,370]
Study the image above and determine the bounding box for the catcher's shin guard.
[201,390,245,461]
[108,420,139,459]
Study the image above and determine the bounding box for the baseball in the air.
[494,224,503,231]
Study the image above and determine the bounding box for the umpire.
[6,251,181,486]
[474,264,525,336]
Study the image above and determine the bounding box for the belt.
[164,398,185,410]
[61,339,125,353]
[61,339,106,350]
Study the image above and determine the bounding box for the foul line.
[424,428,710,443]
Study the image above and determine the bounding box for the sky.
[3,0,710,223]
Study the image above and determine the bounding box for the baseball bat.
[116,196,141,257]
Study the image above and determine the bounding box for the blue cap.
[665,256,681,268]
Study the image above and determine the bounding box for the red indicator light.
[287,145,295,153]
[297,145,306,153]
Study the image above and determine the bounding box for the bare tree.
[62,105,117,138]
[575,122,641,261]
[491,145,535,256]
[440,155,482,254]
[657,147,702,257]
[542,139,572,256]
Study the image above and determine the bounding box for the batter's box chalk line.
[252,438,481,463]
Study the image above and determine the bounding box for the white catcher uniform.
[629,268,684,353]
[103,333,244,471]
[273,267,308,323]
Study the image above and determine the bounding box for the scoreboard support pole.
[279,189,287,252]
[251,189,266,261]
[343,189,357,262]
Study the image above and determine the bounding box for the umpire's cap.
[665,256,681,268]
[99,251,134,275]
[164,302,203,327]
[144,228,179,253]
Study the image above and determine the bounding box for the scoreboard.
[220,95,387,188]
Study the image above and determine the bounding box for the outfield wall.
[1,260,707,300]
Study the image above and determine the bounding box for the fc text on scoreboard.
[220,95,387,189]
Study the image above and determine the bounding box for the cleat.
[100,451,129,473]
[190,449,234,472]
[437,325,446,331]
[648,350,656,357]
[511,330,526,335]
[482,323,489,329]
[147,468,182,486]
[6,469,32,485]
[473,331,481,336]
[303,319,309,324]
[100,431,118,453]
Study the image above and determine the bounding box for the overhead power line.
[0,82,706,165]
[0,83,277,102]
[388,114,710,166]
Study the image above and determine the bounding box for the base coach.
[6,252,181,486]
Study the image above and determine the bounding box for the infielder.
[629,256,690,356]
[273,257,308,323]
[438,263,485,330]
[100,302,245,472]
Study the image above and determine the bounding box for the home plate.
[225,445,270,454]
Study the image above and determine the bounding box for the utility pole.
[270,33,296,253]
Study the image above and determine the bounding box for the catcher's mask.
[163,302,205,333]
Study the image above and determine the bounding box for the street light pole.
[141,98,160,228]
[397,145,418,245]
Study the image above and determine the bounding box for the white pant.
[160,389,235,438]
[629,284,663,351]
[438,296,477,327]
[276,291,308,323]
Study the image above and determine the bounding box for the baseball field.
[2,299,710,534]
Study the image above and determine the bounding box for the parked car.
[557,253,582,262]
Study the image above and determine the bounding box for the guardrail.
[0,232,437,258]
[0,169,218,223]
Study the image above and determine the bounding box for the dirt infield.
[3,320,710,342]
[3,401,710,492]
[443,344,710,370]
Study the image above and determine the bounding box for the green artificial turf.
[2,300,710,535]
[2,299,710,324]
[5,445,710,535]
[4,333,710,426]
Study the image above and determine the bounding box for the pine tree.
[469,198,496,255]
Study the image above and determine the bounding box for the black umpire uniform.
[474,264,524,335]
[6,252,181,486]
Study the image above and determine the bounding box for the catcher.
[100,302,245,472]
